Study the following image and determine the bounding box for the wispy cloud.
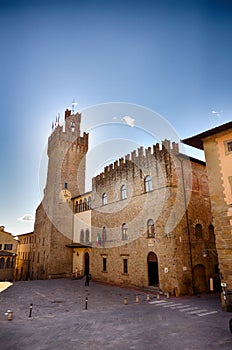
[211,109,223,117]
[121,115,135,127]
[18,214,35,222]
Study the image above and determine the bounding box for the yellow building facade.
[0,226,17,281]
[15,232,34,281]
[183,121,232,306]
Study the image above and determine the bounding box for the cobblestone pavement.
[0,279,231,350]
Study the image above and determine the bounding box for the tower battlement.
[48,110,88,156]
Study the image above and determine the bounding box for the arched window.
[122,223,128,240]
[71,121,75,132]
[147,219,155,238]
[6,257,11,269]
[83,198,87,211]
[209,225,215,242]
[121,185,127,200]
[85,229,90,243]
[102,226,107,243]
[145,175,152,192]
[79,199,83,212]
[88,196,91,210]
[195,224,203,239]
[75,201,79,213]
[0,258,4,269]
[80,230,84,243]
[102,193,107,206]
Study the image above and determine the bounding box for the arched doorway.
[193,264,207,293]
[84,252,90,275]
[147,252,159,285]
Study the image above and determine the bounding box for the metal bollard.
[7,310,13,321]
[28,303,33,318]
[135,295,139,303]
[124,297,128,305]
[85,297,88,310]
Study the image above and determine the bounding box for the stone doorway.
[193,264,207,293]
[147,252,159,285]
[84,252,90,275]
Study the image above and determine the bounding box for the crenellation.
[131,150,137,162]
[92,141,180,188]
[162,139,171,152]
[138,146,144,159]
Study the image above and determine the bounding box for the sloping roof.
[182,121,232,150]
[17,231,34,238]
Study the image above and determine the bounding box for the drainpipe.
[178,156,194,294]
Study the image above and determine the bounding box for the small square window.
[224,140,232,155]
[227,142,232,152]
[4,244,12,250]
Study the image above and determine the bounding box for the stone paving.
[0,279,231,350]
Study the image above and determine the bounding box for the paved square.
[0,279,231,350]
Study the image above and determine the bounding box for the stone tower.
[32,109,88,279]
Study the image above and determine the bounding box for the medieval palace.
[15,109,220,297]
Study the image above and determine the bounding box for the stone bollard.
[166,292,170,299]
[7,310,13,321]
[28,304,33,318]
[146,294,150,301]
[124,297,128,305]
[135,295,139,303]
[156,293,160,300]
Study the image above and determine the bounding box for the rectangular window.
[229,176,232,195]
[224,140,232,155]
[0,244,2,250]
[37,252,40,263]
[123,259,128,274]
[103,257,107,272]
[4,244,13,250]
[227,141,232,152]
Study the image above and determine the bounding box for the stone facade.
[88,142,218,296]
[31,110,88,279]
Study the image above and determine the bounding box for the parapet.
[93,140,179,186]
[47,111,88,156]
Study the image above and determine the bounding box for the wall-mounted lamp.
[202,249,218,258]
[203,250,208,258]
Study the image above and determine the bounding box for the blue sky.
[0,0,232,235]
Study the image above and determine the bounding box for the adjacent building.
[0,226,17,281]
[183,121,232,305]
[15,232,34,281]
